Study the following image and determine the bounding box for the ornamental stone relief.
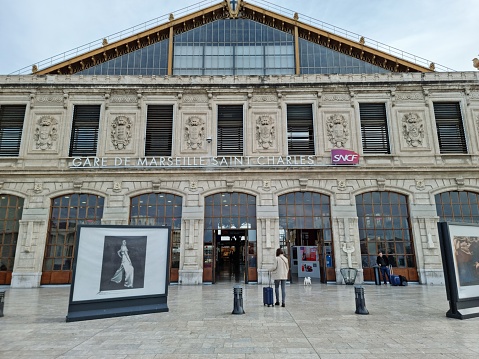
[326,114,349,148]
[396,93,423,101]
[34,115,58,150]
[184,116,205,150]
[256,115,275,149]
[110,115,132,150]
[402,113,424,147]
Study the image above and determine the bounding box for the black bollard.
[232,285,245,315]
[354,285,369,315]
[0,290,5,317]
[373,265,381,285]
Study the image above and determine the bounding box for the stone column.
[256,205,279,284]
[11,208,49,288]
[410,204,443,285]
[178,206,203,285]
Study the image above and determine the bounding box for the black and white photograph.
[99,236,147,292]
[70,225,170,302]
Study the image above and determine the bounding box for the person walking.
[271,248,289,307]
[376,250,391,285]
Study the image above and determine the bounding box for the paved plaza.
[1,279,479,359]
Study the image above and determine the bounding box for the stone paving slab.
[0,281,478,358]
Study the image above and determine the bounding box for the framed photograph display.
[437,222,479,319]
[66,225,170,322]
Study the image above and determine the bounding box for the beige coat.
[271,254,289,280]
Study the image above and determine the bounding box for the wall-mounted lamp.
[206,137,212,143]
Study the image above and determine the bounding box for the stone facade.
[1,71,479,288]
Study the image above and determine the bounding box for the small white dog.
[303,276,311,286]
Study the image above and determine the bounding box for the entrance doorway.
[287,228,335,283]
[203,229,257,283]
[203,192,257,284]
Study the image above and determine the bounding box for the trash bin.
[0,290,5,317]
[354,285,369,315]
[340,267,358,285]
[232,285,245,315]
[373,265,381,285]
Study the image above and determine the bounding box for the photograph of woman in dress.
[111,239,134,288]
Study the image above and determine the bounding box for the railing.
[8,0,454,75]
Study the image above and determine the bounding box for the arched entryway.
[129,193,182,283]
[278,191,334,283]
[203,192,257,283]
[0,194,24,285]
[356,191,418,282]
[41,193,104,284]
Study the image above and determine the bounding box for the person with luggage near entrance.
[376,250,391,285]
[271,248,289,307]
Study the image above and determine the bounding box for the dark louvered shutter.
[145,105,174,156]
[433,102,467,154]
[359,103,390,154]
[0,105,26,157]
[287,104,314,155]
[217,105,243,156]
[69,105,101,157]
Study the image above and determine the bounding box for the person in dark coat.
[376,250,391,285]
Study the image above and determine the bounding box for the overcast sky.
[1,0,477,74]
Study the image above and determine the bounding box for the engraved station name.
[71,156,319,168]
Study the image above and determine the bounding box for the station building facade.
[1,0,479,288]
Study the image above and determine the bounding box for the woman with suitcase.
[270,248,289,307]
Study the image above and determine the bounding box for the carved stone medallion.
[185,116,205,150]
[256,115,275,149]
[326,114,349,148]
[34,116,58,150]
[111,116,132,150]
[402,113,424,147]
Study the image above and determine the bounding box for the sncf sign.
[331,149,360,165]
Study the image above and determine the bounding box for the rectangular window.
[0,105,26,157]
[359,103,390,154]
[69,105,101,157]
[433,102,467,154]
[217,105,243,156]
[287,104,314,155]
[145,105,174,156]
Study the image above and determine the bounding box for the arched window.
[43,194,104,284]
[356,192,416,273]
[130,193,182,282]
[435,191,479,223]
[0,195,24,284]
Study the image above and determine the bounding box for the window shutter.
[0,105,26,157]
[287,104,314,155]
[359,103,390,154]
[69,105,101,157]
[217,105,243,156]
[433,102,467,154]
[145,105,174,156]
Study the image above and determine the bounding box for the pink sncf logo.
[331,149,360,165]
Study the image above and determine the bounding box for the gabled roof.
[34,0,435,75]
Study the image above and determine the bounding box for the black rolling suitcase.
[263,272,274,307]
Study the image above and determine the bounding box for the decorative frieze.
[326,114,349,148]
[33,115,58,150]
[111,115,132,150]
[396,92,423,101]
[402,113,424,147]
[256,115,275,149]
[184,116,205,150]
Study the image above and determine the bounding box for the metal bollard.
[373,265,381,285]
[0,290,5,317]
[354,285,369,315]
[232,285,245,315]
